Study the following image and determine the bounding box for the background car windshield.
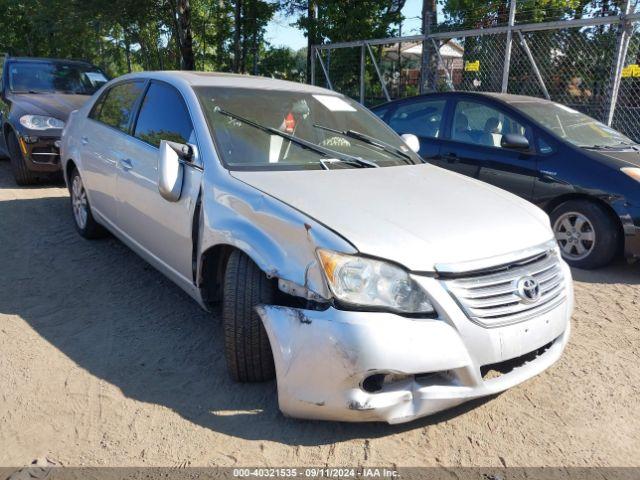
[514,101,632,148]
[8,62,108,95]
[196,87,421,170]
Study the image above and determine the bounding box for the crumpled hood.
[232,164,554,272]
[11,93,90,121]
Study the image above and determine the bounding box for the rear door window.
[133,82,194,148]
[388,99,446,139]
[90,81,145,133]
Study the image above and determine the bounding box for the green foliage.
[0,0,284,78]
[259,47,306,80]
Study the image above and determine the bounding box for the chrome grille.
[442,251,566,327]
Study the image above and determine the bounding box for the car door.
[115,81,202,285]
[439,98,538,200]
[386,97,447,161]
[80,80,146,224]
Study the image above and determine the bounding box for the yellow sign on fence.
[465,60,480,72]
[622,64,640,78]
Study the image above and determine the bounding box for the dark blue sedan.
[372,92,640,269]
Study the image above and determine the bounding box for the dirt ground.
[0,160,639,468]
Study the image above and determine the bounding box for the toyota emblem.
[516,276,541,303]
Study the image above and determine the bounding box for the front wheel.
[7,132,38,185]
[551,200,619,269]
[69,168,107,239]
[222,250,276,382]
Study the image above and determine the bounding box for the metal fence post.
[501,0,517,93]
[366,43,391,102]
[431,38,453,89]
[360,43,366,103]
[605,0,632,126]
[315,49,333,90]
[517,30,550,99]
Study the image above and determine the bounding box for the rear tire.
[69,168,107,239]
[7,132,38,185]
[550,199,619,269]
[222,250,276,382]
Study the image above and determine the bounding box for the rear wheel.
[7,132,38,185]
[551,200,619,269]
[222,250,276,382]
[69,168,107,239]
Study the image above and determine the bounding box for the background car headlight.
[621,167,640,182]
[19,115,65,130]
[317,249,435,314]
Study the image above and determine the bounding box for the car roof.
[115,71,336,95]
[373,91,555,109]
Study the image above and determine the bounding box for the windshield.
[8,62,108,95]
[513,101,633,148]
[196,87,422,170]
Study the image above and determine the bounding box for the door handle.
[442,152,458,163]
[119,158,133,171]
[80,136,89,146]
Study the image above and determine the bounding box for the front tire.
[222,250,276,382]
[7,132,38,185]
[551,200,619,269]
[69,168,107,239]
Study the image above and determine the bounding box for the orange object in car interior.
[284,112,295,133]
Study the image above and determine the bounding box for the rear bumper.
[257,262,573,424]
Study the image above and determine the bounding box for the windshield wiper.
[313,123,415,165]
[214,107,379,169]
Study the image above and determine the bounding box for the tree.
[282,0,405,85]
[171,0,196,69]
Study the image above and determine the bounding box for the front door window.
[451,100,530,148]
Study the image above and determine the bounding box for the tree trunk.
[251,0,258,75]
[233,0,243,72]
[306,1,316,83]
[176,0,195,70]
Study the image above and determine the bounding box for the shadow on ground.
[570,259,639,285]
[0,189,496,446]
[1,166,636,447]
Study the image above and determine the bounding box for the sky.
[264,0,425,51]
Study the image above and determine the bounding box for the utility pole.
[420,0,437,93]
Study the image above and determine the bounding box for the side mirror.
[501,133,530,150]
[158,140,192,202]
[401,133,420,153]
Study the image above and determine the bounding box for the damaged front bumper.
[256,265,573,424]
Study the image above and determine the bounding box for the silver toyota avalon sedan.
[60,72,573,424]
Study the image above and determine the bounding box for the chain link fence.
[311,5,640,142]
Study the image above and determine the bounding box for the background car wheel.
[69,168,107,239]
[7,132,38,185]
[222,250,276,382]
[551,200,619,269]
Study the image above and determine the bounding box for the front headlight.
[317,249,435,315]
[19,115,65,130]
[621,167,640,182]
